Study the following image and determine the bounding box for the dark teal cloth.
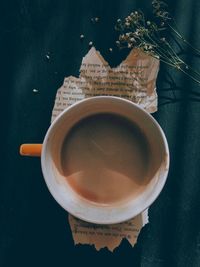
[1,0,200,266]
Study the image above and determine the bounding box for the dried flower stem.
[115,0,200,86]
[168,20,200,56]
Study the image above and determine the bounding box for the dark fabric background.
[1,0,200,266]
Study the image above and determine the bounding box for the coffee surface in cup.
[61,113,151,205]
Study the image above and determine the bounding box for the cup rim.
[41,96,170,224]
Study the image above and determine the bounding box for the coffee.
[61,113,151,205]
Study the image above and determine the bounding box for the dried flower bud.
[135,30,139,36]
[119,34,126,41]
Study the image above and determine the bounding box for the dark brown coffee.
[61,113,151,205]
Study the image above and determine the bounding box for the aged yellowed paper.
[51,47,159,251]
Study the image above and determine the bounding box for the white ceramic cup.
[20,96,169,224]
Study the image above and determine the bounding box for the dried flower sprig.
[115,0,200,85]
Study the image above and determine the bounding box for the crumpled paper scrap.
[51,47,159,251]
[69,210,148,252]
[51,47,159,122]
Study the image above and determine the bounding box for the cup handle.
[20,144,42,157]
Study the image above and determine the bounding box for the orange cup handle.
[20,144,42,157]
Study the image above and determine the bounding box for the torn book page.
[51,47,159,251]
[51,47,159,122]
[69,209,148,252]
